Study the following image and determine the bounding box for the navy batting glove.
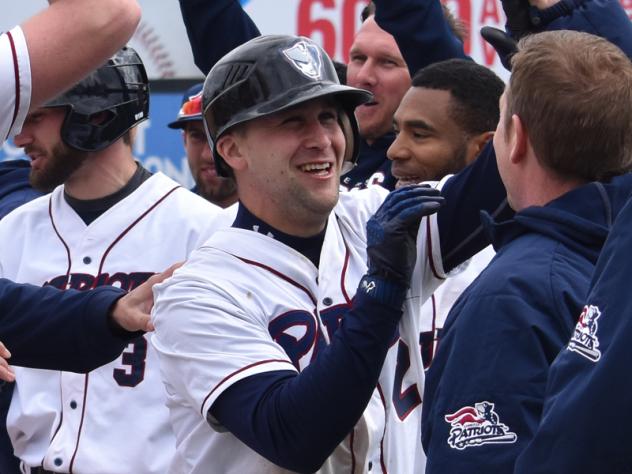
[481,26,519,71]
[366,185,445,288]
[499,0,532,39]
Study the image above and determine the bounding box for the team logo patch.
[283,41,322,79]
[444,401,517,450]
[567,304,602,362]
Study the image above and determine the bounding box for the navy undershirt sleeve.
[0,281,137,372]
[372,0,468,77]
[210,276,404,473]
[179,0,260,75]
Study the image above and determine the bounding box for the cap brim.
[167,115,203,129]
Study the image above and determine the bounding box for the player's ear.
[216,132,248,172]
[509,114,527,164]
[465,131,494,165]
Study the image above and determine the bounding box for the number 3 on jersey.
[113,336,147,387]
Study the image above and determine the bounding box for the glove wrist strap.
[358,275,408,309]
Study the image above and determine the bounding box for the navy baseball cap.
[168,82,204,129]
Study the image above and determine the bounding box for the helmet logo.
[283,41,322,79]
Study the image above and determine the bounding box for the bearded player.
[0,48,225,473]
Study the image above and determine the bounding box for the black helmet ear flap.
[44,46,149,152]
[202,35,372,178]
[338,109,360,174]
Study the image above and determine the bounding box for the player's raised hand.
[366,185,445,287]
[110,263,183,333]
[0,341,15,382]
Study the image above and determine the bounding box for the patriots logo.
[568,304,602,362]
[283,41,322,79]
[444,401,517,450]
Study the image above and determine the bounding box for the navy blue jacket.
[0,160,41,220]
[513,191,632,474]
[422,174,632,474]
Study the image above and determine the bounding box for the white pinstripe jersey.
[152,182,451,474]
[0,26,31,143]
[0,173,230,473]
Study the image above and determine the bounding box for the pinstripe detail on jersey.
[235,256,318,306]
[376,383,388,474]
[6,30,20,141]
[49,196,72,286]
[201,359,293,416]
[426,217,445,281]
[97,185,181,275]
[349,428,356,473]
[69,374,90,473]
[340,240,352,305]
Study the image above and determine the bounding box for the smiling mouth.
[395,176,423,188]
[28,153,46,169]
[299,162,332,176]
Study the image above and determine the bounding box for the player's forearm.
[24,0,141,109]
[179,0,260,74]
[211,277,405,472]
[0,281,132,372]
[372,0,468,77]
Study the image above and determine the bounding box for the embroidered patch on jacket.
[283,41,322,79]
[567,304,602,362]
[444,401,517,450]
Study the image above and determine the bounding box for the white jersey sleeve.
[151,243,299,423]
[0,26,31,141]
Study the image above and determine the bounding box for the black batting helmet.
[202,35,372,177]
[45,46,149,152]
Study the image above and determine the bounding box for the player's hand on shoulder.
[110,262,184,333]
[366,185,444,287]
[0,341,15,382]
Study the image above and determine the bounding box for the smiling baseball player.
[0,48,230,474]
[151,35,510,474]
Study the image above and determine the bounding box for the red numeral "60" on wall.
[297,0,368,63]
